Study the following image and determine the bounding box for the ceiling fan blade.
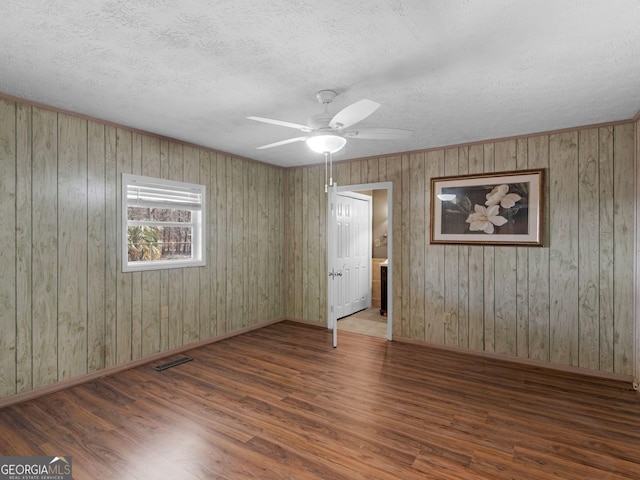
[343,127,413,140]
[329,99,380,130]
[247,116,312,132]
[256,136,308,150]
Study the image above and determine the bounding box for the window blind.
[126,178,202,210]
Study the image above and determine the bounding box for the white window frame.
[122,173,206,272]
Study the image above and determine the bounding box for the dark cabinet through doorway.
[380,264,387,316]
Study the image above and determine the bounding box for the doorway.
[327,182,393,346]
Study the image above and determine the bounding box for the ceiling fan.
[247,89,412,154]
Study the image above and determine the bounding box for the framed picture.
[430,169,545,246]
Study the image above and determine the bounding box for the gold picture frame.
[430,169,545,246]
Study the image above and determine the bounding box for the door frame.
[327,181,393,342]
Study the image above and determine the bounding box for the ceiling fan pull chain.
[325,151,329,193]
[329,151,333,189]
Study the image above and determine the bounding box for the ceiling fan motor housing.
[308,113,335,130]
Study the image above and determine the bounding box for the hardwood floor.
[1,321,640,479]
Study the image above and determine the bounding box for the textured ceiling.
[1,0,640,168]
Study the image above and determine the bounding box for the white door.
[334,192,372,320]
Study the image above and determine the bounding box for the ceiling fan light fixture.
[306,134,346,154]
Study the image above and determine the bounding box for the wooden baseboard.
[286,316,632,384]
[284,317,327,328]
[0,317,284,409]
[6,316,630,409]
[393,335,634,385]
[275,319,636,386]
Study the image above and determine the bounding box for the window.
[122,173,206,272]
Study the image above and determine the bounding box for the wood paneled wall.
[0,93,636,401]
[0,98,284,400]
[285,124,636,376]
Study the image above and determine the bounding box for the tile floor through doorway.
[337,307,387,338]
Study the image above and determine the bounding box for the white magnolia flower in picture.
[485,184,521,208]
[465,204,508,234]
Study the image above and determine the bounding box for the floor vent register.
[153,356,193,371]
